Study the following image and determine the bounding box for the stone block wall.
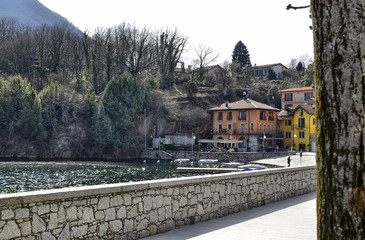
[140,150,289,161]
[0,166,316,239]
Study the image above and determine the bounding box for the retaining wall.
[140,150,291,161]
[0,165,316,240]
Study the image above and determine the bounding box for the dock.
[176,167,239,173]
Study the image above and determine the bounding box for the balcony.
[213,128,283,137]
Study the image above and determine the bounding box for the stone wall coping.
[0,165,315,206]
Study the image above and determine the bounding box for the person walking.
[287,156,291,167]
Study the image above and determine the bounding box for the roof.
[209,98,280,112]
[278,87,315,93]
[280,104,315,117]
[249,63,287,69]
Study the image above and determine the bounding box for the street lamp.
[192,133,195,153]
[263,133,266,152]
[291,131,297,151]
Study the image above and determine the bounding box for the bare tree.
[194,44,219,80]
[122,24,154,79]
[311,0,365,238]
[154,28,187,89]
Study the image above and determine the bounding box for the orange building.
[208,96,282,152]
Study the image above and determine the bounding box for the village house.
[207,94,282,152]
[243,63,287,80]
[278,104,316,152]
[278,86,315,110]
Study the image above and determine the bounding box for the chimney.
[225,102,229,108]
[243,91,248,100]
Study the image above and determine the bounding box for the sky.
[38,0,314,67]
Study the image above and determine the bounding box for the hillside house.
[278,86,315,110]
[208,95,282,152]
[243,63,287,80]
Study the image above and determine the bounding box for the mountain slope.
[0,0,79,31]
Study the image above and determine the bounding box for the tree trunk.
[312,0,365,239]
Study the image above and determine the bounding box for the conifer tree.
[232,41,251,69]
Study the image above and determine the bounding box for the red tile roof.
[209,98,280,111]
[278,87,315,93]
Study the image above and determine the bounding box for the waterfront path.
[143,153,317,240]
[143,191,316,240]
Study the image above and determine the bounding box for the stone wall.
[140,150,290,161]
[0,166,316,240]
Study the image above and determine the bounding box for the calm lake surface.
[0,160,210,194]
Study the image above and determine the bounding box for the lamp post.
[263,133,266,152]
[291,132,297,151]
[191,133,195,153]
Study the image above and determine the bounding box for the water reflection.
[0,160,205,194]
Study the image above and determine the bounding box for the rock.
[48,213,58,230]
[0,220,21,240]
[82,207,94,223]
[109,220,122,232]
[71,225,88,238]
[41,232,56,240]
[123,219,134,232]
[58,223,70,240]
[98,197,110,210]
[32,214,46,233]
[15,208,29,219]
[116,207,126,219]
[105,208,115,221]
[1,209,14,220]
[19,221,31,236]
[38,205,50,215]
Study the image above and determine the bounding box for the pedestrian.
[287,156,291,167]
[275,145,279,152]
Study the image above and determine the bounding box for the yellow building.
[279,104,315,152]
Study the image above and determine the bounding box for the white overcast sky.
[38,0,314,67]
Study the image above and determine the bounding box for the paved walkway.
[143,192,317,240]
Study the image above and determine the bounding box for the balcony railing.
[213,128,283,136]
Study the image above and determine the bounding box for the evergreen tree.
[232,41,251,69]
[267,68,277,80]
[16,89,47,142]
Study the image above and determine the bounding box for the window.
[313,118,315,125]
[218,124,222,132]
[268,112,274,121]
[284,93,293,101]
[286,132,292,138]
[300,109,304,117]
[228,124,232,130]
[285,119,292,126]
[239,111,247,121]
[264,125,266,132]
[251,123,253,130]
[260,124,262,131]
[304,92,313,100]
[299,131,305,138]
[268,124,270,133]
[227,112,232,121]
[240,124,245,133]
[218,112,223,121]
[298,118,305,128]
[260,111,266,120]
[272,125,275,132]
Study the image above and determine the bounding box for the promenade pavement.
[143,192,317,240]
[143,153,317,240]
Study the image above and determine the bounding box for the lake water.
[0,160,210,194]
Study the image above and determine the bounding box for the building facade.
[209,97,282,152]
[278,87,315,110]
[279,105,316,152]
[243,63,287,80]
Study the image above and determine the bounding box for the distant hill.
[0,0,80,32]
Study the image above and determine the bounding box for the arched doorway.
[216,136,224,148]
[238,137,247,152]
